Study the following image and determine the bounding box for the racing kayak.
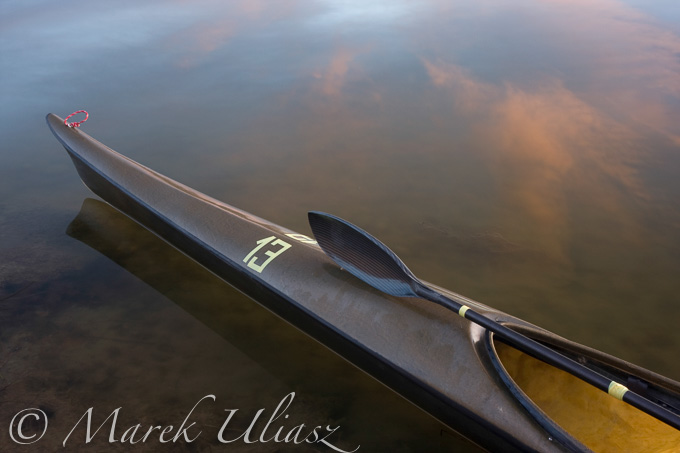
[47,113,680,452]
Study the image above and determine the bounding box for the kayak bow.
[47,113,680,452]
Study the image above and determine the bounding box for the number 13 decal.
[243,236,292,273]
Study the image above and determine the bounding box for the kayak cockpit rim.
[487,325,680,453]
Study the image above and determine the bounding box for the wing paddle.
[308,211,680,431]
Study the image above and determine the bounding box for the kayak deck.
[47,113,680,452]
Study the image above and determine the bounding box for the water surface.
[1,0,679,451]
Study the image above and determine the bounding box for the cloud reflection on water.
[421,59,653,258]
[2,0,679,376]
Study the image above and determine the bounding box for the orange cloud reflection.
[423,59,652,258]
[312,48,361,98]
[166,0,304,68]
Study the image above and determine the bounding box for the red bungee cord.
[64,110,89,128]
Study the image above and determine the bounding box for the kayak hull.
[47,114,680,452]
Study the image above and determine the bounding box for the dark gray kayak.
[47,113,680,452]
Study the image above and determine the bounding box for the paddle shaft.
[414,284,680,431]
[307,210,680,429]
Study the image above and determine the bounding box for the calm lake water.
[1,0,679,451]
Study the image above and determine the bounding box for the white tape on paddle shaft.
[458,305,470,318]
[608,381,629,400]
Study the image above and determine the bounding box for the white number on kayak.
[243,236,292,273]
[285,233,317,244]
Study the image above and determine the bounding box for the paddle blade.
[308,211,419,297]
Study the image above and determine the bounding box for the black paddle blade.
[308,211,420,297]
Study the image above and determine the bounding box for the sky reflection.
[1,0,679,408]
